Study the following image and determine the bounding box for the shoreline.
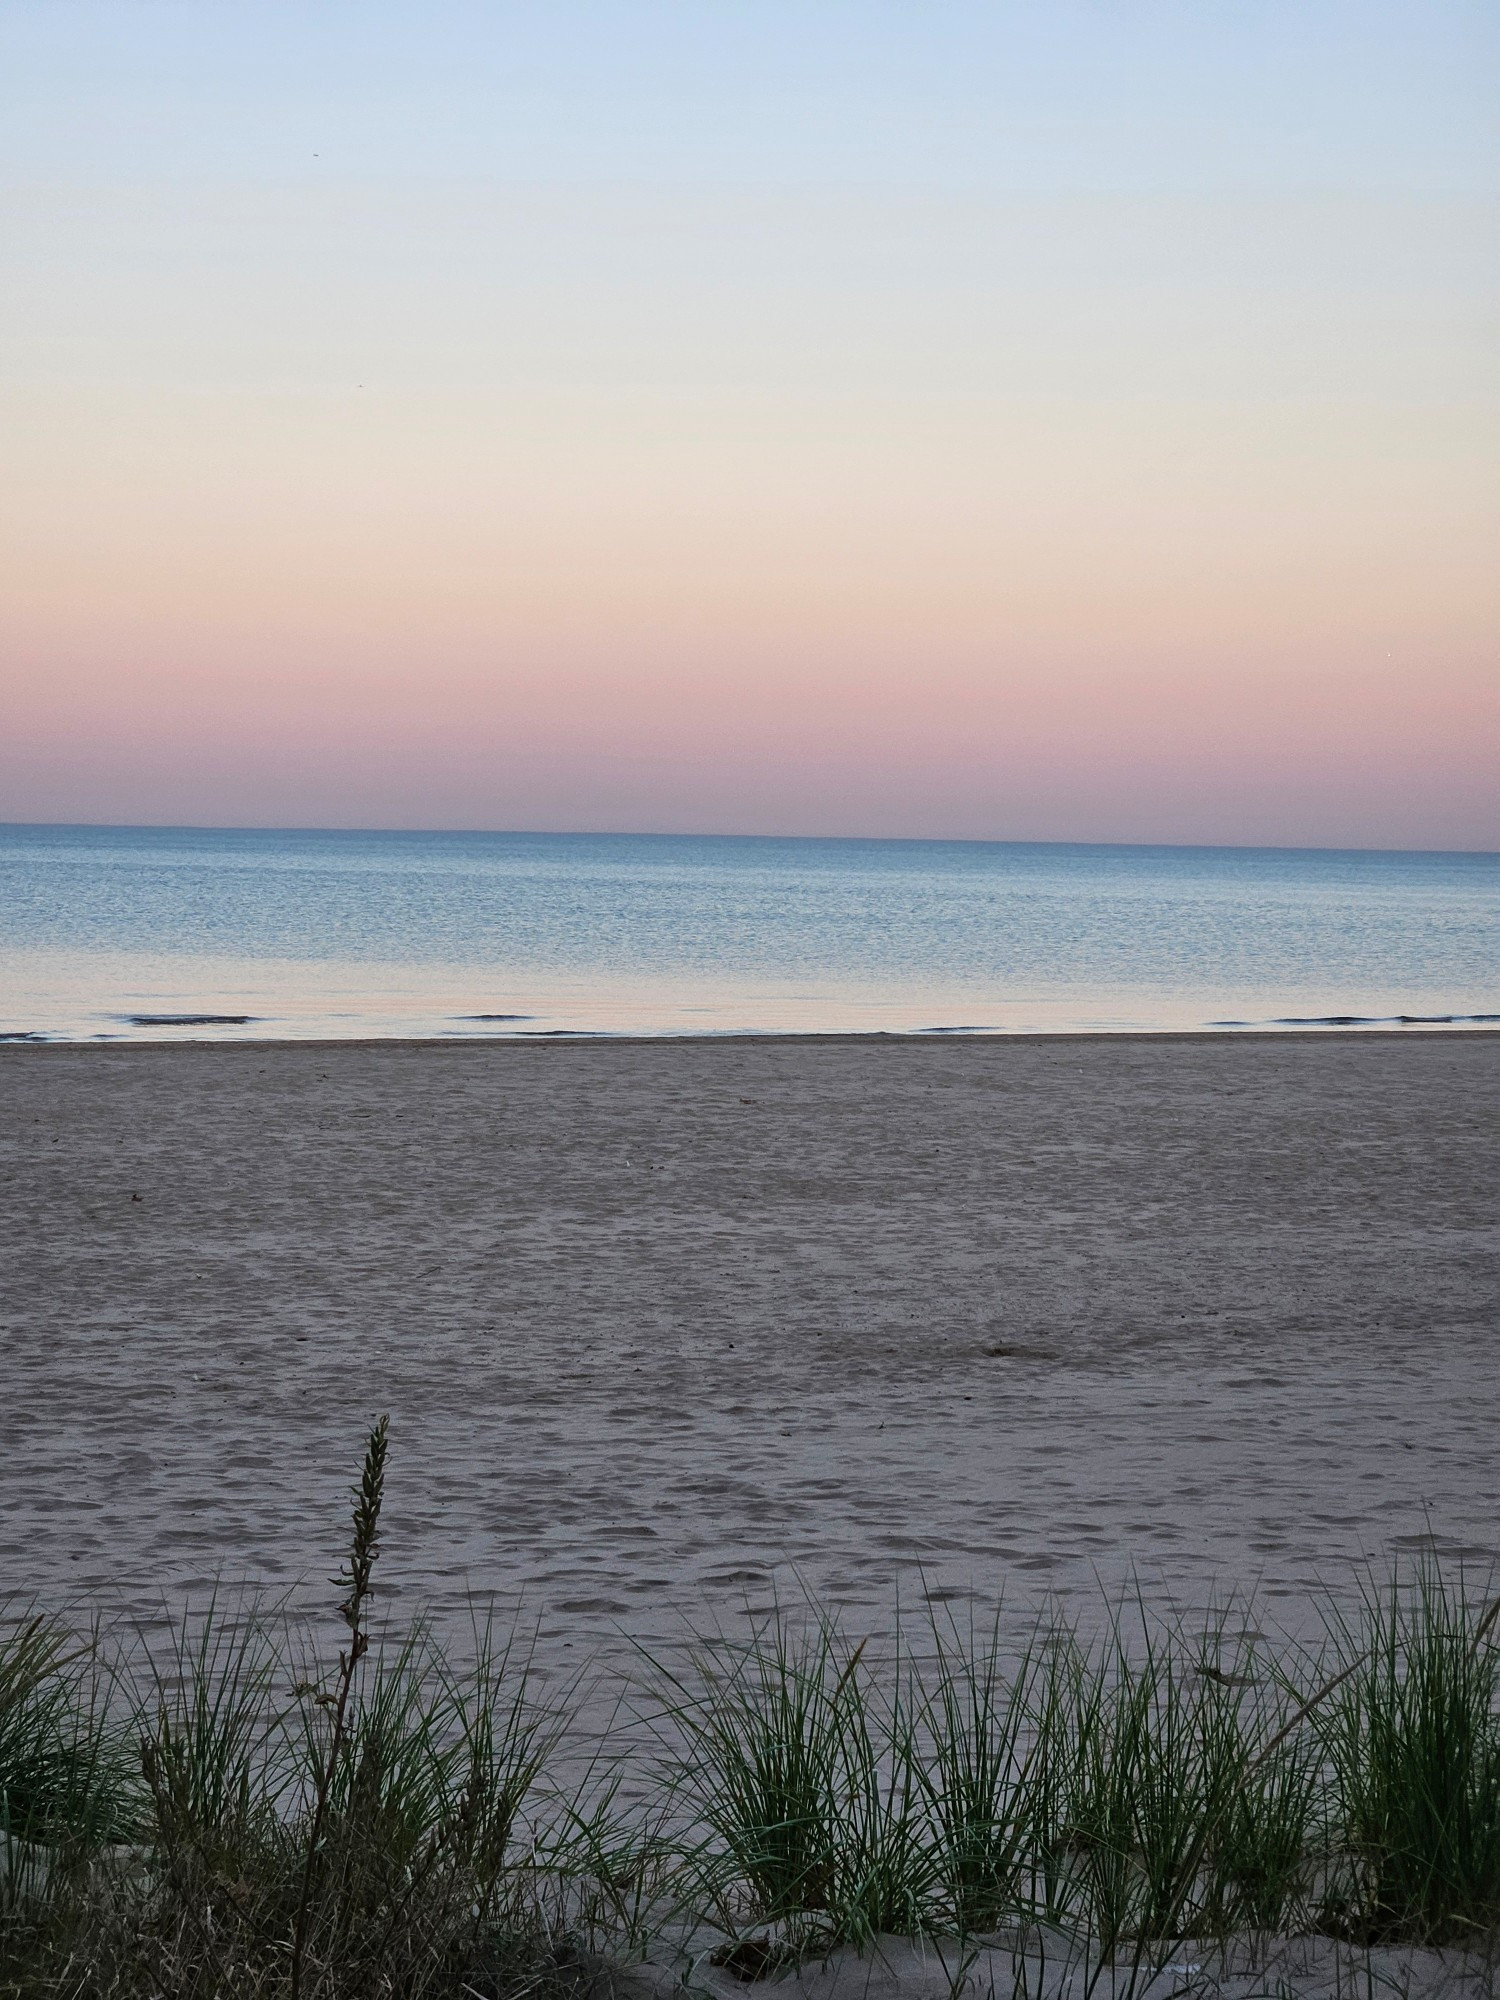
[5,1024,1500,1052]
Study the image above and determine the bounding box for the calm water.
[1,823,1495,1040]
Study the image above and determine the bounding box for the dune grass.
[2,1423,1498,1996]
[1315,1566,1500,1946]
[646,1611,933,1967]
[648,1597,1327,1976]
[0,1609,134,1881]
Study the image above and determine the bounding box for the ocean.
[1,823,1495,1041]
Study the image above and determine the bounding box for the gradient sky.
[1,2,1496,848]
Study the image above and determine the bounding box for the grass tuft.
[1,1610,133,1865]
[1314,1558,1500,1944]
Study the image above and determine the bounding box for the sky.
[1,1,1496,849]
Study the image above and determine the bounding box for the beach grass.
[1314,1565,1500,1946]
[646,1608,932,1965]
[2,1427,1498,1996]
[0,1608,135,1884]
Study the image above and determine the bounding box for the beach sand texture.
[2,1035,1497,1680]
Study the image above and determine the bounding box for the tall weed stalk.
[289,1412,389,2000]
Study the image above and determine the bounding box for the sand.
[669,1930,1500,2000]
[2,1034,1497,1680]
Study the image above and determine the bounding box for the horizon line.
[4,819,1497,861]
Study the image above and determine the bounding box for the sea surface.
[0,823,1495,1041]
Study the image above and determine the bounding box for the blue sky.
[4,2,1495,193]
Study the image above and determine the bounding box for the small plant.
[0,1607,133,1898]
[917,1609,1045,1935]
[1315,1560,1500,1944]
[1206,1690,1318,1936]
[138,1595,290,1878]
[1022,1602,1317,1969]
[650,1603,933,1957]
[658,1610,850,1928]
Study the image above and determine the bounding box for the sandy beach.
[3,1032,1496,1675]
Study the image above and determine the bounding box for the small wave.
[459,1013,534,1022]
[0,1030,47,1043]
[1275,1015,1375,1026]
[1395,1012,1500,1025]
[914,1024,998,1035]
[121,1013,257,1027]
[1271,1013,1499,1028]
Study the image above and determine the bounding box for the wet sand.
[1,1035,1497,1680]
